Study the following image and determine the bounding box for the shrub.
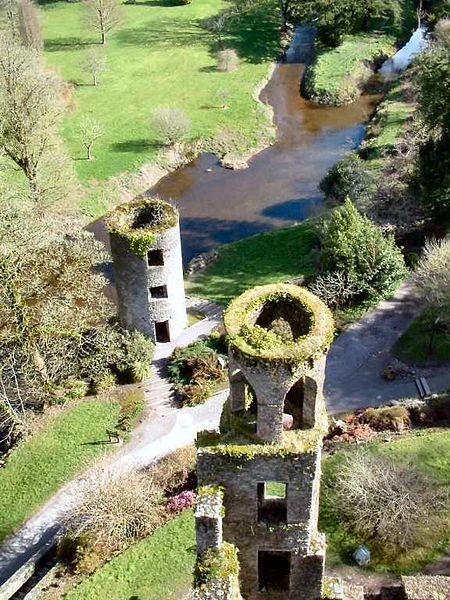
[359,406,410,432]
[332,452,448,551]
[64,469,164,549]
[150,108,191,146]
[320,152,375,206]
[92,370,116,395]
[57,533,106,575]
[216,49,239,72]
[320,198,407,299]
[183,379,216,406]
[166,490,196,513]
[151,445,196,492]
[116,331,154,383]
[309,271,363,309]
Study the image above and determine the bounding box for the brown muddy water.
[149,63,382,262]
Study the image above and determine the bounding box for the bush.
[57,533,106,575]
[64,469,164,549]
[151,445,196,493]
[216,49,239,72]
[150,108,191,146]
[116,331,154,383]
[332,452,448,550]
[92,371,116,395]
[319,152,375,207]
[168,339,225,405]
[320,198,407,299]
[166,490,196,513]
[359,406,410,432]
[309,271,363,309]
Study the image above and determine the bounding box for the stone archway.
[283,378,304,430]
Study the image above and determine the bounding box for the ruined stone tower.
[106,198,187,343]
[194,283,334,600]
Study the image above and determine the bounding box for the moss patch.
[224,284,334,364]
[106,198,178,257]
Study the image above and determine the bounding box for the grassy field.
[394,310,450,365]
[0,398,125,544]
[40,0,279,194]
[187,221,319,305]
[66,509,196,600]
[320,428,450,573]
[304,34,396,105]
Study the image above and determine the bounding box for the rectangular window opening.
[147,249,164,266]
[150,284,168,299]
[257,482,287,525]
[258,550,290,592]
[155,320,170,343]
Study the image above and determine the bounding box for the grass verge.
[394,310,450,365]
[66,509,196,600]
[187,221,319,305]
[320,428,450,573]
[0,391,143,544]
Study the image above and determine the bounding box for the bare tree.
[150,108,191,146]
[333,452,447,550]
[82,47,107,86]
[78,115,104,160]
[0,0,19,40]
[17,0,43,52]
[82,0,123,45]
[0,355,29,447]
[0,39,64,203]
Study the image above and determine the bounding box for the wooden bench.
[106,429,121,444]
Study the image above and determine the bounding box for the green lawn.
[304,33,396,105]
[320,429,450,573]
[0,398,124,544]
[187,221,319,305]
[66,509,196,600]
[40,0,279,209]
[394,310,450,365]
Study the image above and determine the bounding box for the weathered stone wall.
[110,224,186,342]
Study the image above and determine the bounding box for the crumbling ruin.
[194,283,341,600]
[107,198,187,343]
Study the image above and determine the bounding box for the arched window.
[283,378,304,429]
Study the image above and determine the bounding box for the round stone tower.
[106,198,187,343]
[224,283,334,443]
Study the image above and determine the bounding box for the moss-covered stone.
[224,284,334,364]
[194,542,240,587]
[106,198,179,258]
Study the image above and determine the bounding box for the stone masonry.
[195,284,335,600]
[107,198,187,343]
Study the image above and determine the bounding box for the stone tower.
[107,198,187,343]
[194,283,334,600]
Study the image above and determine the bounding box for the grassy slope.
[187,221,319,305]
[41,0,279,187]
[66,509,196,600]
[394,309,450,364]
[320,429,450,573]
[306,34,396,104]
[0,398,122,544]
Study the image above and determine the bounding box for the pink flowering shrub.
[166,490,196,513]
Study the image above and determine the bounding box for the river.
[148,27,382,262]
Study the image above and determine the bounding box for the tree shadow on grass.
[124,0,180,5]
[44,37,93,52]
[115,17,207,49]
[111,139,162,153]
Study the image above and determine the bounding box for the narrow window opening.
[147,249,164,266]
[283,378,304,430]
[258,550,290,592]
[257,482,287,525]
[155,320,170,343]
[150,284,168,298]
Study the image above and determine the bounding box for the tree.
[331,452,447,550]
[411,237,450,352]
[17,0,43,52]
[150,108,191,146]
[82,0,123,44]
[83,47,107,86]
[0,39,64,203]
[320,198,407,299]
[78,115,104,160]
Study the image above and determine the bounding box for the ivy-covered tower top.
[106,198,187,343]
[223,283,334,443]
